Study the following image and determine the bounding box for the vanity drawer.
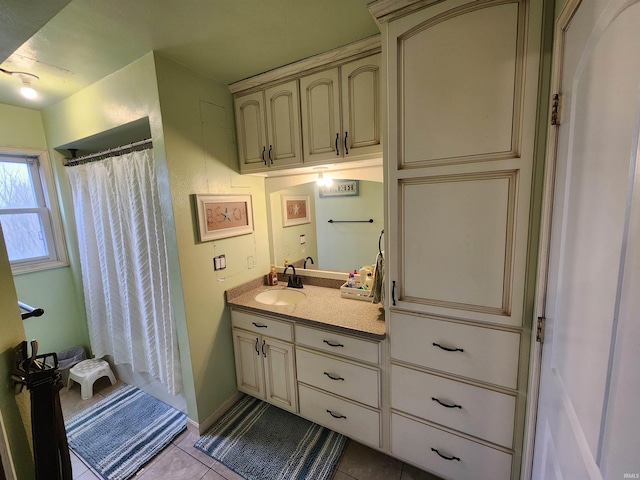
[390,312,520,389]
[295,324,380,364]
[231,309,293,342]
[296,348,380,408]
[391,412,512,480]
[298,384,381,448]
[391,364,515,448]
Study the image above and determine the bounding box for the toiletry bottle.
[268,265,278,286]
[359,266,369,286]
[347,272,355,287]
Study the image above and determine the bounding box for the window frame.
[0,147,68,274]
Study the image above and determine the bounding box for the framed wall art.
[194,194,253,242]
[319,179,359,198]
[281,195,310,227]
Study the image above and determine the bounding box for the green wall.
[0,225,35,480]
[154,53,270,423]
[0,103,89,357]
[39,52,200,418]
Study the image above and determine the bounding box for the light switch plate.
[300,234,306,245]
[214,254,226,270]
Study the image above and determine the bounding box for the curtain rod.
[63,138,153,166]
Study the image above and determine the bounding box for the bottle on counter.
[268,265,278,286]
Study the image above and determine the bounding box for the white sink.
[254,289,306,306]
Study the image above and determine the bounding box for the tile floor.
[61,378,442,480]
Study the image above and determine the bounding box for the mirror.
[265,161,383,276]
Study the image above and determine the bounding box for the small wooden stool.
[67,358,116,399]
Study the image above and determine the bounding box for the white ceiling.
[0,0,379,110]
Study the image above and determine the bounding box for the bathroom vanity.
[226,283,385,449]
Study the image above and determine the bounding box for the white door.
[532,0,640,478]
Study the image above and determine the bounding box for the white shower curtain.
[66,148,182,395]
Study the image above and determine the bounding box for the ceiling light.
[20,85,38,99]
[0,68,39,100]
[316,171,333,187]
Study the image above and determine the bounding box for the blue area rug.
[195,396,347,480]
[65,384,186,480]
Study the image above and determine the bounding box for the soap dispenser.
[268,265,278,286]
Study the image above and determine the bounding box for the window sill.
[11,259,70,276]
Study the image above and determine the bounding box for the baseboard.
[187,391,245,435]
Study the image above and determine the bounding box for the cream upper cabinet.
[234,80,302,173]
[300,54,381,164]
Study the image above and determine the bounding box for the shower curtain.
[66,148,182,395]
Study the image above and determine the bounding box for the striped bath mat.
[65,384,186,480]
[195,396,347,480]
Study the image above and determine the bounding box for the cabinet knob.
[268,145,273,164]
[344,131,349,155]
[324,372,345,381]
[335,133,340,156]
[254,338,260,355]
[261,146,266,165]
[323,340,344,348]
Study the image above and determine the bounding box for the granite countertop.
[226,281,386,340]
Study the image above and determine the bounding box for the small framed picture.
[319,179,359,198]
[282,195,310,227]
[194,194,253,242]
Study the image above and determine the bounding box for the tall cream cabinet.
[370,0,545,478]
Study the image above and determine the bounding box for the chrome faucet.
[283,265,303,288]
[303,256,314,269]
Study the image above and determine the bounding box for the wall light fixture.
[0,68,39,100]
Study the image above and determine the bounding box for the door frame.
[521,0,583,478]
[0,409,17,480]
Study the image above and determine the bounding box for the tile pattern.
[61,381,442,480]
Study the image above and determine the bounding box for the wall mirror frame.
[265,159,384,280]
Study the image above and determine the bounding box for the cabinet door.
[262,338,297,413]
[340,54,381,158]
[232,329,265,399]
[386,0,542,328]
[299,68,342,163]
[234,91,267,173]
[264,80,302,169]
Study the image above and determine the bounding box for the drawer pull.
[323,340,344,348]
[252,322,268,328]
[324,372,345,381]
[254,338,260,355]
[432,342,464,353]
[432,397,462,409]
[431,448,460,462]
[326,410,347,419]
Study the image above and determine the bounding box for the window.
[0,148,67,274]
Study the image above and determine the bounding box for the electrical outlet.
[247,256,255,269]
[213,254,226,270]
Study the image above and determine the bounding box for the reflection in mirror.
[269,179,383,273]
